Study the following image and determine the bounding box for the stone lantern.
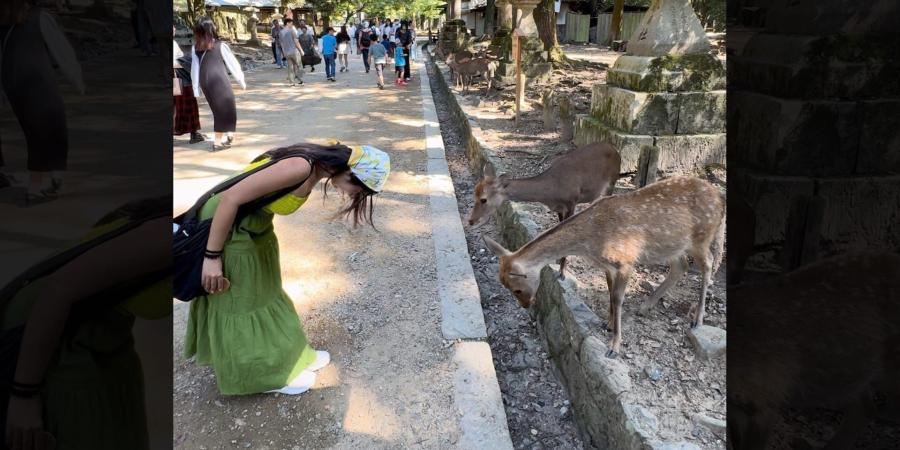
[574,0,725,177]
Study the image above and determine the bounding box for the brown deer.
[729,251,900,450]
[454,57,499,94]
[483,176,726,358]
[445,51,473,89]
[469,142,621,280]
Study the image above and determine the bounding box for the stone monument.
[246,11,261,46]
[510,0,552,84]
[489,0,516,85]
[574,0,725,176]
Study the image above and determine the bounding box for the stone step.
[607,55,725,93]
[729,91,900,176]
[729,33,899,99]
[574,116,725,175]
[590,84,725,135]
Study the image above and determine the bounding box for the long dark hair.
[256,143,378,228]
[193,17,218,51]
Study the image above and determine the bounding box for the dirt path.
[173,54,464,450]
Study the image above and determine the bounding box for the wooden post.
[635,145,660,187]
[513,30,523,126]
[558,95,573,141]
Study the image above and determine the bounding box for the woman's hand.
[202,257,230,294]
[5,396,55,450]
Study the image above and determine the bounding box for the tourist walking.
[393,38,407,86]
[358,25,373,73]
[336,25,351,72]
[348,22,357,54]
[174,33,207,144]
[184,142,391,396]
[298,23,318,72]
[380,33,394,65]
[270,18,284,68]
[396,21,413,81]
[369,36,387,89]
[0,2,83,205]
[279,18,305,86]
[191,18,246,152]
[321,27,337,81]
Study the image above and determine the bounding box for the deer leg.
[606,269,631,358]
[556,210,573,280]
[602,270,615,333]
[639,255,688,315]
[691,249,713,328]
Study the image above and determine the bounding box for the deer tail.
[710,198,727,275]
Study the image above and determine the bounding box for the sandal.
[211,143,228,152]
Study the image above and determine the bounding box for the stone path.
[173,45,511,449]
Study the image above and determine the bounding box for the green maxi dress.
[184,161,318,395]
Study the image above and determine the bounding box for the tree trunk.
[610,0,625,41]
[485,0,495,34]
[534,0,559,54]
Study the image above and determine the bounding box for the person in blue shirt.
[393,38,407,86]
[380,34,393,65]
[321,27,337,81]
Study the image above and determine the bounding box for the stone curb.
[418,49,514,450]
[427,50,698,450]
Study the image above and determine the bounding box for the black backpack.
[173,153,311,301]
[361,32,371,47]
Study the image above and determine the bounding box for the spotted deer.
[483,176,726,358]
[469,142,621,280]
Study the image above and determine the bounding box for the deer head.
[483,236,541,308]
[468,164,510,228]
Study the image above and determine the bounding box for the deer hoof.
[605,349,619,359]
[557,272,566,281]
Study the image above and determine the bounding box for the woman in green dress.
[185,142,390,395]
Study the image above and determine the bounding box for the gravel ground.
[429,50,728,448]
[428,58,584,450]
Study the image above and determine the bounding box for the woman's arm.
[205,158,312,253]
[201,158,311,294]
[220,43,246,90]
[191,45,201,97]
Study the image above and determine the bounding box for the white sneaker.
[265,370,316,395]
[307,350,330,372]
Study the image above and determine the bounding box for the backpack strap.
[175,154,312,225]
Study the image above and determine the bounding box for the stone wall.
[428,50,700,450]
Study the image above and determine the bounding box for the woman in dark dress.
[191,18,246,152]
[0,0,83,205]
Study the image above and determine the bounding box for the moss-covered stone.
[608,54,725,92]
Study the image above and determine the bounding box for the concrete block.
[676,91,726,134]
[452,342,514,450]
[608,55,725,92]
[686,325,726,360]
[574,116,647,172]
[857,100,900,174]
[728,91,860,176]
[738,173,815,245]
[590,85,678,135]
[654,133,726,174]
[816,175,900,251]
[580,336,632,397]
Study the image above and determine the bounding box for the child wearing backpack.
[394,38,407,86]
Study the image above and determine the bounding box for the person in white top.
[190,18,246,151]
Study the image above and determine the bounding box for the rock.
[560,406,569,417]
[686,325,726,360]
[530,429,538,436]
[644,365,663,382]
[624,404,659,439]
[640,279,661,292]
[692,413,726,436]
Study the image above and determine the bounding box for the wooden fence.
[594,11,646,45]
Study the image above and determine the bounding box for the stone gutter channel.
[417,52,515,450]
[425,49,705,450]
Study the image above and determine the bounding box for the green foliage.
[689,0,725,31]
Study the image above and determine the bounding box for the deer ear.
[483,235,511,257]
[483,163,496,178]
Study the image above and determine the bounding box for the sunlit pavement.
[173,51,468,448]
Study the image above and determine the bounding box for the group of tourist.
[172,15,417,151]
